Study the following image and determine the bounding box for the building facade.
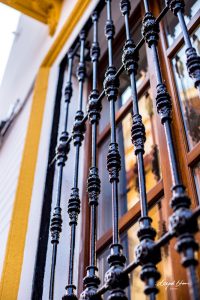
[0,0,199,300]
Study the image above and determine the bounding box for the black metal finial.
[80,10,102,300]
[142,1,200,299]
[63,30,87,300]
[49,50,74,300]
[166,0,200,90]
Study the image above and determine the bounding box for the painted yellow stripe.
[0,68,50,300]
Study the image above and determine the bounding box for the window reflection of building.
[162,0,199,47]
[172,27,200,150]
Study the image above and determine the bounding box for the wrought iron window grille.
[48,1,200,299]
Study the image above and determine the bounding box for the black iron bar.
[49,49,74,300]
[80,10,102,300]
[122,259,140,275]
[63,30,87,300]
[142,1,200,299]
[102,1,129,299]
[120,1,161,298]
[166,0,200,90]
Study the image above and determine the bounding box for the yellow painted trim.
[0,0,92,298]
[0,67,50,300]
[42,0,91,67]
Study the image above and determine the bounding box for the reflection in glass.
[121,90,161,210]
[98,90,162,237]
[162,0,199,47]
[172,27,200,150]
[193,161,200,204]
[97,200,175,300]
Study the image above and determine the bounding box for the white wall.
[0,89,33,277]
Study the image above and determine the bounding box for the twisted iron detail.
[166,0,200,89]
[50,207,63,244]
[72,110,86,146]
[122,39,138,75]
[131,114,146,155]
[185,47,200,89]
[87,90,102,124]
[104,66,120,102]
[64,82,72,103]
[56,131,70,166]
[156,83,172,124]
[142,12,159,47]
[68,187,80,226]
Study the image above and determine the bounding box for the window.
[44,1,200,299]
[79,1,200,299]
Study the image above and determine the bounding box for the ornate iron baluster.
[63,30,86,300]
[80,10,102,300]
[103,1,129,299]
[120,1,161,299]
[49,49,74,300]
[166,0,200,90]
[142,1,200,299]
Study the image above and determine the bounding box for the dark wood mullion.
[159,10,199,208]
[96,179,164,255]
[97,76,149,146]
[150,2,198,299]
[142,2,183,300]
[166,9,200,59]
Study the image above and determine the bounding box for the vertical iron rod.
[80,11,102,300]
[103,1,129,299]
[63,30,86,300]
[49,50,74,300]
[142,2,200,299]
[120,1,161,298]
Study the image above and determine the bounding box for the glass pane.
[161,0,199,47]
[172,26,200,150]
[98,89,162,237]
[121,90,161,210]
[97,200,175,300]
[193,160,200,204]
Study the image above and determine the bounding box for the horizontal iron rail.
[92,207,200,297]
